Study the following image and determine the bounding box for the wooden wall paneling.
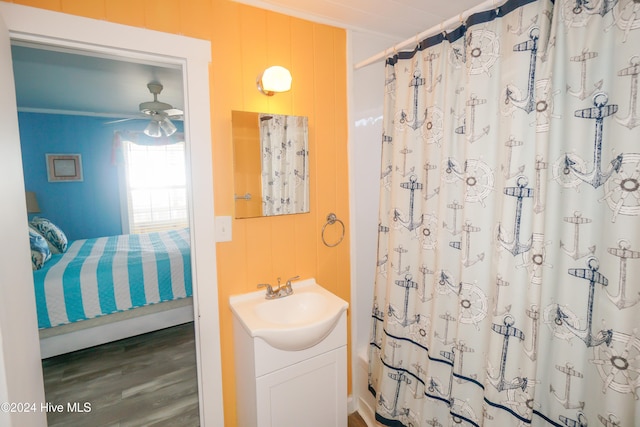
[239,7,269,114]
[264,12,293,115]
[270,215,297,282]
[244,217,274,285]
[332,28,351,393]
[178,0,213,40]
[212,3,242,217]
[13,0,61,12]
[333,28,350,301]
[290,19,318,281]
[60,0,105,19]
[265,12,295,280]
[142,0,181,34]
[313,24,338,298]
[104,0,146,28]
[290,19,315,118]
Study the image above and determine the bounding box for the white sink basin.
[229,278,348,351]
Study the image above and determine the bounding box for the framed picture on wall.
[46,154,83,182]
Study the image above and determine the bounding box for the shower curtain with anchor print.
[368,0,640,425]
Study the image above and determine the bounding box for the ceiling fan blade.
[104,117,137,125]
[164,108,184,117]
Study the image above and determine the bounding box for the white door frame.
[0,3,224,426]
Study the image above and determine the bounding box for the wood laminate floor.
[43,322,368,427]
[42,322,199,427]
[348,411,369,427]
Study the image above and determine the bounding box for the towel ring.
[321,213,345,247]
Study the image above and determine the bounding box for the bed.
[30,223,194,358]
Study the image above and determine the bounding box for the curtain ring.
[322,213,345,247]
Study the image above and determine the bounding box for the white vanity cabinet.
[232,309,347,427]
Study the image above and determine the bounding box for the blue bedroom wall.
[19,112,185,241]
[19,113,135,241]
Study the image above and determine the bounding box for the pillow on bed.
[30,217,68,254]
[29,226,51,270]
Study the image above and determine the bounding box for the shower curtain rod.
[354,0,500,70]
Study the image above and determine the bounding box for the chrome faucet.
[280,275,300,297]
[257,283,278,299]
[257,275,300,299]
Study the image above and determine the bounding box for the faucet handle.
[257,283,276,298]
[281,276,300,295]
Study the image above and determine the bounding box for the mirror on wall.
[232,110,309,218]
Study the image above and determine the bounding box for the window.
[120,141,188,234]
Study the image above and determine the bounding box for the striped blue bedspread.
[33,228,192,329]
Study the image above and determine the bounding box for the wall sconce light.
[257,66,292,96]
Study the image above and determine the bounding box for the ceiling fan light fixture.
[121,82,183,137]
[160,117,177,136]
[144,119,162,138]
[139,82,176,115]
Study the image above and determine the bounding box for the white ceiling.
[11,43,184,120]
[11,1,485,117]
[231,0,485,40]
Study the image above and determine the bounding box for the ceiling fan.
[107,82,183,137]
[139,82,183,137]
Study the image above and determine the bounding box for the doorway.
[15,41,200,425]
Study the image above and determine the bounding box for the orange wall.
[10,0,351,425]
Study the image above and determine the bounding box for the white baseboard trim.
[354,348,382,427]
[347,394,356,414]
[357,395,380,427]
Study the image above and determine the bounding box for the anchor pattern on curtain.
[368,0,640,425]
[259,113,309,216]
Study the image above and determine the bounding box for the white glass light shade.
[160,117,177,136]
[144,113,177,138]
[144,119,162,137]
[257,66,292,96]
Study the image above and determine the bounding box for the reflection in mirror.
[232,110,309,218]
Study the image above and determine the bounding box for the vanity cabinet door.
[255,346,347,427]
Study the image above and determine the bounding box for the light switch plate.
[215,216,232,242]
